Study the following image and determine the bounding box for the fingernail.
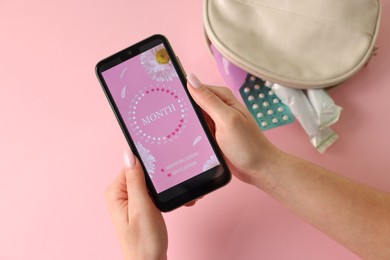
[187,73,202,88]
[123,150,135,169]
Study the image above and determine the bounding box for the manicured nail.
[187,73,202,88]
[123,150,135,169]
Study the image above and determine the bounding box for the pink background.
[101,45,218,192]
[1,1,389,259]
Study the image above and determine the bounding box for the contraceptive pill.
[240,74,294,130]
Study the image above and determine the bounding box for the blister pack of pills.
[240,74,294,130]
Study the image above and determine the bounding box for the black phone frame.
[95,34,231,212]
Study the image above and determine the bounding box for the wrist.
[250,147,285,192]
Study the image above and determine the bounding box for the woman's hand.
[188,73,390,260]
[105,150,168,260]
[187,73,282,187]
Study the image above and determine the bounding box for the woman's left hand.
[105,150,168,260]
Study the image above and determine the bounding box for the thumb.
[187,73,232,125]
[123,150,154,209]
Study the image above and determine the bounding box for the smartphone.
[95,34,231,212]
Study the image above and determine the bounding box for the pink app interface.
[102,44,220,193]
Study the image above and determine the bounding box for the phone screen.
[100,42,221,194]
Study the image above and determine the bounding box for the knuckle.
[224,112,242,126]
[200,88,218,104]
[125,170,139,184]
[222,87,234,96]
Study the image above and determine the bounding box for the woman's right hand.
[187,73,282,187]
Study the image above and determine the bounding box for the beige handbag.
[204,0,381,89]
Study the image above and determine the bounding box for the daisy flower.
[202,155,219,172]
[140,45,178,82]
[136,142,156,176]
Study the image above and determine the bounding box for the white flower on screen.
[192,136,202,147]
[202,155,219,172]
[140,45,177,82]
[121,85,126,99]
[120,67,127,79]
[136,142,156,176]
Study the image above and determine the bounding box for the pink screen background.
[1,1,390,259]
[102,44,219,192]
